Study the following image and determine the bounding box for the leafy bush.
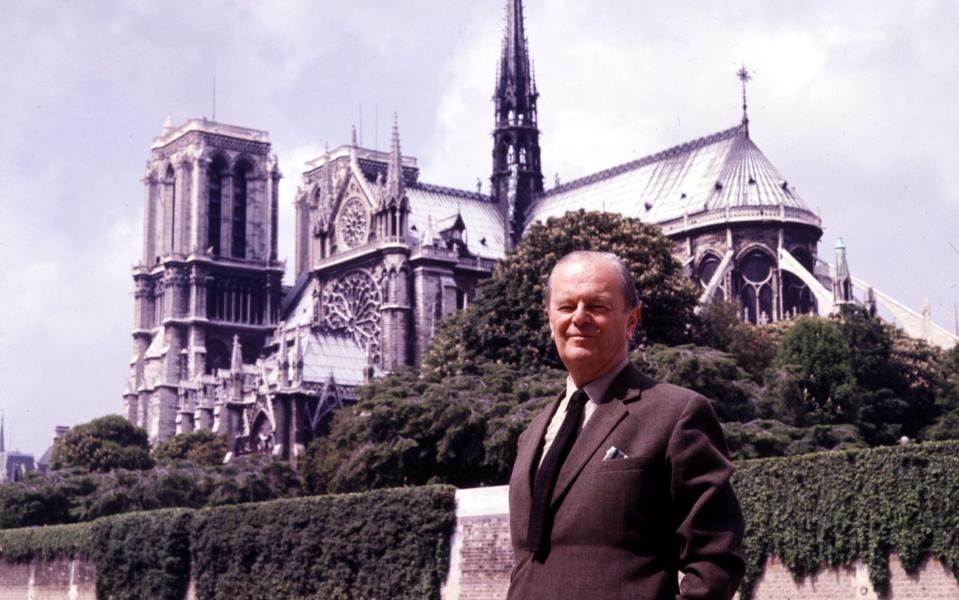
[302,365,561,494]
[775,317,858,424]
[153,430,228,466]
[51,415,153,472]
[189,486,456,600]
[0,456,301,530]
[633,344,759,422]
[723,419,866,460]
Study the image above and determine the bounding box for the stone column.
[222,173,234,258]
[142,173,158,265]
[191,156,209,255]
[270,169,281,262]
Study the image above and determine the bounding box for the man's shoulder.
[622,365,714,420]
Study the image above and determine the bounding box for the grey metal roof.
[301,331,368,387]
[407,183,506,259]
[526,124,820,234]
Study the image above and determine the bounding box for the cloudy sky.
[1,0,957,456]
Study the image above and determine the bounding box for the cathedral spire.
[385,112,405,201]
[0,411,5,453]
[492,0,543,249]
[737,65,751,138]
[496,0,535,103]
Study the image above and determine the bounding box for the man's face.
[547,257,641,386]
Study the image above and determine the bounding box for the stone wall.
[440,485,959,600]
[0,559,95,600]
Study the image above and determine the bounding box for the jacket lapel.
[514,393,563,510]
[550,364,644,507]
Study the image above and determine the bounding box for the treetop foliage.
[422,210,698,376]
[153,430,228,466]
[50,415,153,473]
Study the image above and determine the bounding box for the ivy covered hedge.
[0,521,93,562]
[90,509,193,600]
[0,485,456,600]
[190,485,456,600]
[733,440,959,598]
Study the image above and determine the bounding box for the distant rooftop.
[305,144,418,171]
[152,117,270,150]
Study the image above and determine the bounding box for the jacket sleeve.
[666,393,745,600]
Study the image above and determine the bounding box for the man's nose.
[571,302,591,324]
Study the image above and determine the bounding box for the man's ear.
[626,305,641,335]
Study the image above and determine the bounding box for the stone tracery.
[319,269,382,364]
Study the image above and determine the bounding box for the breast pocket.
[595,455,654,473]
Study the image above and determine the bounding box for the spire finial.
[351,125,358,148]
[737,65,752,138]
[385,111,405,201]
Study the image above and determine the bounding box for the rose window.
[321,270,382,363]
[336,197,369,249]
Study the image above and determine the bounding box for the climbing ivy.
[189,485,456,600]
[0,521,93,562]
[734,441,959,598]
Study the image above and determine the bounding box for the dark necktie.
[525,388,589,554]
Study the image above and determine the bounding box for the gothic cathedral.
[125,0,838,458]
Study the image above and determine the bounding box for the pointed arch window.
[165,164,176,253]
[232,161,249,259]
[207,156,227,255]
[738,249,774,324]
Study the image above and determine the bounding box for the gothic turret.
[374,114,410,240]
[833,238,854,304]
[491,0,543,248]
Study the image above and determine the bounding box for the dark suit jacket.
[507,363,745,600]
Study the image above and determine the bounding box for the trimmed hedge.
[0,521,93,562]
[190,485,456,600]
[734,440,959,598]
[0,485,455,600]
[90,508,193,600]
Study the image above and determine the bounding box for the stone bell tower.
[123,117,284,443]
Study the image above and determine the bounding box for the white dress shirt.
[538,357,630,466]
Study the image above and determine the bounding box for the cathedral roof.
[408,183,506,259]
[526,124,821,235]
[300,332,369,387]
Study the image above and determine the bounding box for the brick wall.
[440,485,959,600]
[0,558,95,600]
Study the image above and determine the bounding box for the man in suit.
[507,251,745,600]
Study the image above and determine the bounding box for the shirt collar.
[564,357,630,404]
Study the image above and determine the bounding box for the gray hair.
[545,251,640,310]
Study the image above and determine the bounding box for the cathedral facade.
[124,0,835,458]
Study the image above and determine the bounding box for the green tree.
[301,365,562,494]
[775,317,858,425]
[50,415,153,473]
[153,430,228,466]
[694,300,777,381]
[422,210,697,376]
[633,344,758,422]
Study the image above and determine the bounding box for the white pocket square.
[602,446,629,460]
